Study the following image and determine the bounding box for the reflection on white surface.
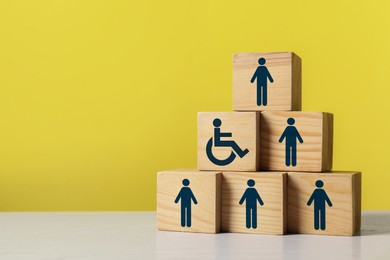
[155,211,390,260]
[0,211,388,259]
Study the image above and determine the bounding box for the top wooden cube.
[233,52,301,111]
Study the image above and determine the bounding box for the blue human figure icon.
[307,180,333,230]
[250,57,274,106]
[239,179,264,229]
[174,179,198,227]
[278,118,304,167]
[206,118,249,166]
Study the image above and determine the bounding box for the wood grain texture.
[322,112,334,170]
[157,169,221,233]
[260,111,333,172]
[233,52,301,111]
[221,172,287,234]
[198,112,260,171]
[287,171,361,236]
[291,54,302,111]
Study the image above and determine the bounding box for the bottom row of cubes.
[157,170,361,236]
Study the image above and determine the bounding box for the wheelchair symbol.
[206,118,249,166]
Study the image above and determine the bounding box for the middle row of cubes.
[198,111,333,172]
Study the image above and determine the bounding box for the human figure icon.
[278,118,304,167]
[250,57,274,106]
[206,118,249,166]
[307,180,333,230]
[174,179,198,227]
[239,179,264,229]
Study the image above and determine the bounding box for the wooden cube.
[287,171,361,236]
[221,172,287,234]
[157,169,221,233]
[198,112,260,171]
[233,52,301,111]
[260,111,333,172]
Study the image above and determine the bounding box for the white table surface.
[0,211,388,260]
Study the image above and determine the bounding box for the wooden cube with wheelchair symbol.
[198,112,260,171]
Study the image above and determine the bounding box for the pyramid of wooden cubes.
[157,52,361,236]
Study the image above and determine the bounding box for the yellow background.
[0,1,388,210]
